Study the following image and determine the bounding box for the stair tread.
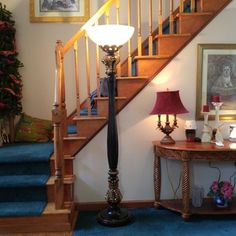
[155,33,191,39]
[73,116,107,121]
[94,96,127,100]
[51,155,75,160]
[117,76,149,80]
[47,175,75,185]
[0,174,49,188]
[0,142,53,164]
[63,136,87,140]
[178,11,213,16]
[134,55,170,60]
[0,201,47,217]
[43,202,70,214]
[0,202,71,219]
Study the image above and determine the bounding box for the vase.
[213,196,229,208]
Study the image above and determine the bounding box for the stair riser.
[0,223,71,234]
[0,162,50,176]
[0,187,47,202]
[201,0,231,12]
[50,158,73,176]
[157,35,190,56]
[96,99,126,116]
[117,79,147,98]
[47,183,73,202]
[136,58,168,77]
[179,14,212,34]
[63,139,86,156]
[76,119,107,137]
[0,204,77,233]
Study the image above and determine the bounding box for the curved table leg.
[182,159,190,220]
[154,153,161,208]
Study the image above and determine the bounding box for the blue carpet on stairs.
[0,142,53,217]
[0,201,47,217]
[73,208,236,236]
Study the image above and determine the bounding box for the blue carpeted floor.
[73,208,236,236]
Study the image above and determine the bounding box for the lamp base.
[160,135,175,144]
[97,206,132,227]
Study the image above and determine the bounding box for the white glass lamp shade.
[86,24,134,47]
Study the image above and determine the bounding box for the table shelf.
[157,198,236,216]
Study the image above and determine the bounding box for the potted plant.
[0,3,23,143]
[207,180,234,208]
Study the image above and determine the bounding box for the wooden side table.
[153,140,236,220]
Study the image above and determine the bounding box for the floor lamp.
[86,24,134,226]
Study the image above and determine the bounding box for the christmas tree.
[0,3,23,117]
[0,2,23,142]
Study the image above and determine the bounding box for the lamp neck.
[102,50,120,76]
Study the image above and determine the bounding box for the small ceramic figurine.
[201,105,211,143]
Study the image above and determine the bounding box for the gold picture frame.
[196,44,236,120]
[30,0,90,23]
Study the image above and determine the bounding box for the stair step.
[117,76,149,80]
[0,174,49,188]
[0,161,50,176]
[50,155,74,175]
[178,12,213,17]
[73,116,107,121]
[94,96,127,101]
[156,33,191,56]
[178,11,213,34]
[47,175,75,185]
[117,76,149,98]
[95,97,127,116]
[0,142,53,163]
[0,203,77,233]
[134,55,169,60]
[46,176,75,202]
[155,33,191,39]
[63,136,87,141]
[0,201,47,217]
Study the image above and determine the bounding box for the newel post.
[52,40,65,209]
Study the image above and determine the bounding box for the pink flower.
[208,180,234,200]
[211,181,219,193]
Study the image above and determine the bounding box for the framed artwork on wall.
[30,0,90,23]
[196,44,236,120]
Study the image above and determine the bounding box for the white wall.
[2,0,236,202]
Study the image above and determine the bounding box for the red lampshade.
[150,90,188,115]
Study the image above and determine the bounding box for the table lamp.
[86,24,134,227]
[150,90,188,144]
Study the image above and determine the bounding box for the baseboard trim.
[76,200,155,211]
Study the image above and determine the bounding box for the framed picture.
[196,44,236,120]
[30,0,90,23]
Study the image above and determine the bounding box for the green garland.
[0,2,23,119]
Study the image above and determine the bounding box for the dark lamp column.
[87,24,134,227]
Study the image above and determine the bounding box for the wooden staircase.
[0,0,231,234]
[60,0,231,157]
